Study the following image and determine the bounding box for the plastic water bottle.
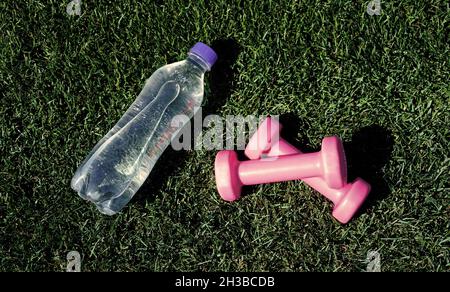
[71,42,217,215]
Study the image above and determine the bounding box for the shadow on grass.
[256,113,394,217]
[132,38,241,206]
[345,125,394,214]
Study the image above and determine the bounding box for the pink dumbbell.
[215,131,347,201]
[244,117,370,224]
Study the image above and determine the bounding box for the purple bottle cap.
[189,42,218,70]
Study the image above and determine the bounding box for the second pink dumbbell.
[215,133,347,202]
[245,117,370,224]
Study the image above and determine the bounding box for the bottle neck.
[187,53,210,73]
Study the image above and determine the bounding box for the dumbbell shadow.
[344,125,394,214]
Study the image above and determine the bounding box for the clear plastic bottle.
[71,42,217,215]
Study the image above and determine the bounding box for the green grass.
[0,0,449,272]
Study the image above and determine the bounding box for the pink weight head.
[246,117,282,160]
[330,178,370,223]
[215,150,242,201]
[320,136,348,189]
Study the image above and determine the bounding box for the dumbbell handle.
[264,139,343,204]
[238,152,323,185]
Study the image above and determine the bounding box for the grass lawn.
[0,0,449,271]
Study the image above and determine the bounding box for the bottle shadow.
[240,113,394,215]
[132,38,241,207]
